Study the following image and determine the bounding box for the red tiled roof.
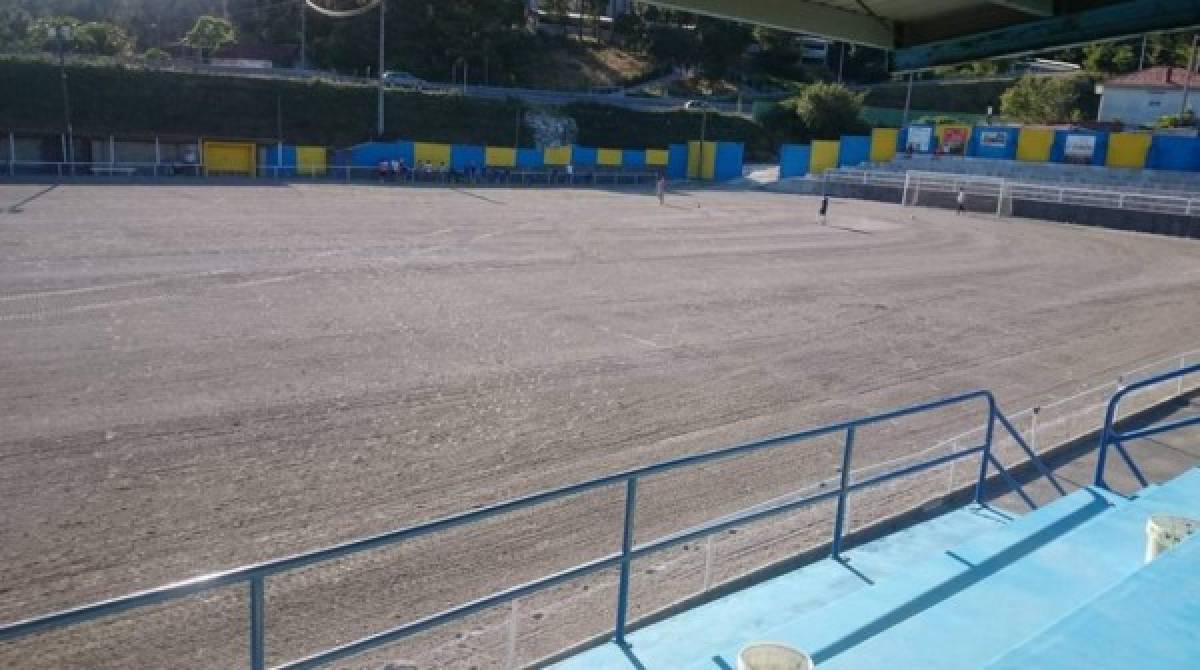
[1105,66,1200,89]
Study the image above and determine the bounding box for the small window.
[1149,100,1162,108]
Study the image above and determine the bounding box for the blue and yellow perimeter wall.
[779,125,1200,176]
[334,140,745,181]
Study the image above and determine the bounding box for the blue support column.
[250,576,265,670]
[614,478,638,646]
[831,426,856,560]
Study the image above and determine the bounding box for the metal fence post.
[974,404,997,504]
[614,477,638,646]
[1030,407,1040,452]
[831,426,856,560]
[8,131,15,176]
[153,136,160,178]
[249,576,266,670]
[701,535,715,593]
[505,598,519,669]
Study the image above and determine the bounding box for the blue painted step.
[985,531,1200,669]
[698,468,1200,670]
[551,505,1012,670]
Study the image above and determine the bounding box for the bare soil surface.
[1,183,1198,669]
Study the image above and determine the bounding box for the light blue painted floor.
[553,468,1200,670]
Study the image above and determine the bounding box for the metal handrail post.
[250,576,266,670]
[614,477,638,645]
[830,426,856,560]
[974,401,998,504]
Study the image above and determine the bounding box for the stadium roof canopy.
[644,0,1200,71]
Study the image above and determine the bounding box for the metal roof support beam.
[988,0,1053,17]
[894,0,1200,71]
[645,0,894,49]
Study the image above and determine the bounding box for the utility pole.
[514,107,522,148]
[837,42,845,83]
[1139,33,1147,70]
[299,0,307,71]
[377,0,386,136]
[902,72,914,127]
[699,106,708,179]
[1181,34,1198,124]
[53,25,74,175]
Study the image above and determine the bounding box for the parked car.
[382,71,425,90]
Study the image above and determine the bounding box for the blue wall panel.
[349,141,413,168]
[622,149,646,169]
[450,144,485,171]
[667,144,688,179]
[838,135,871,167]
[714,142,745,181]
[969,126,1020,160]
[1050,130,1108,166]
[515,147,543,168]
[572,146,597,167]
[779,144,811,178]
[1147,136,1200,172]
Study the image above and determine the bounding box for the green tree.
[789,82,868,140]
[999,75,1079,123]
[75,21,135,56]
[1083,42,1136,74]
[143,46,170,62]
[648,25,699,69]
[695,16,751,79]
[183,14,235,60]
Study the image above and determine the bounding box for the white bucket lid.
[737,642,815,670]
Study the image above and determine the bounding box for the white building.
[1098,66,1199,128]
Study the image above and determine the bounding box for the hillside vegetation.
[0,59,775,158]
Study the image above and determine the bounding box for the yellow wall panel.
[597,148,623,166]
[1106,132,1152,168]
[544,145,571,166]
[809,140,840,174]
[485,146,516,167]
[296,146,327,175]
[645,149,669,166]
[687,141,716,179]
[870,128,898,163]
[414,142,451,167]
[202,141,255,176]
[1016,127,1054,162]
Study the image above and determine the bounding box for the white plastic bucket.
[1145,515,1199,563]
[737,642,814,670]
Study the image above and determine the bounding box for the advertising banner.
[906,126,933,152]
[1064,134,1097,164]
[941,127,969,154]
[979,130,1009,148]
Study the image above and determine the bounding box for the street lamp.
[50,25,74,174]
[686,100,711,180]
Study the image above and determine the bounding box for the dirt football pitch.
[2,182,1199,668]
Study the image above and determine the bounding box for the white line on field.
[0,270,235,302]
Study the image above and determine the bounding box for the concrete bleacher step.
[694,468,1200,670]
[984,530,1200,670]
[550,506,1013,670]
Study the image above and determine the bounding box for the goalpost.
[902,170,1011,217]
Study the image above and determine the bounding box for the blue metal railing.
[0,389,1045,669]
[1094,362,1200,490]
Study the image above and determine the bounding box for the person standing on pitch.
[818,195,829,225]
[656,174,666,205]
[956,187,966,215]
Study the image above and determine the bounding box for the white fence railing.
[0,160,664,187]
[819,169,1200,218]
